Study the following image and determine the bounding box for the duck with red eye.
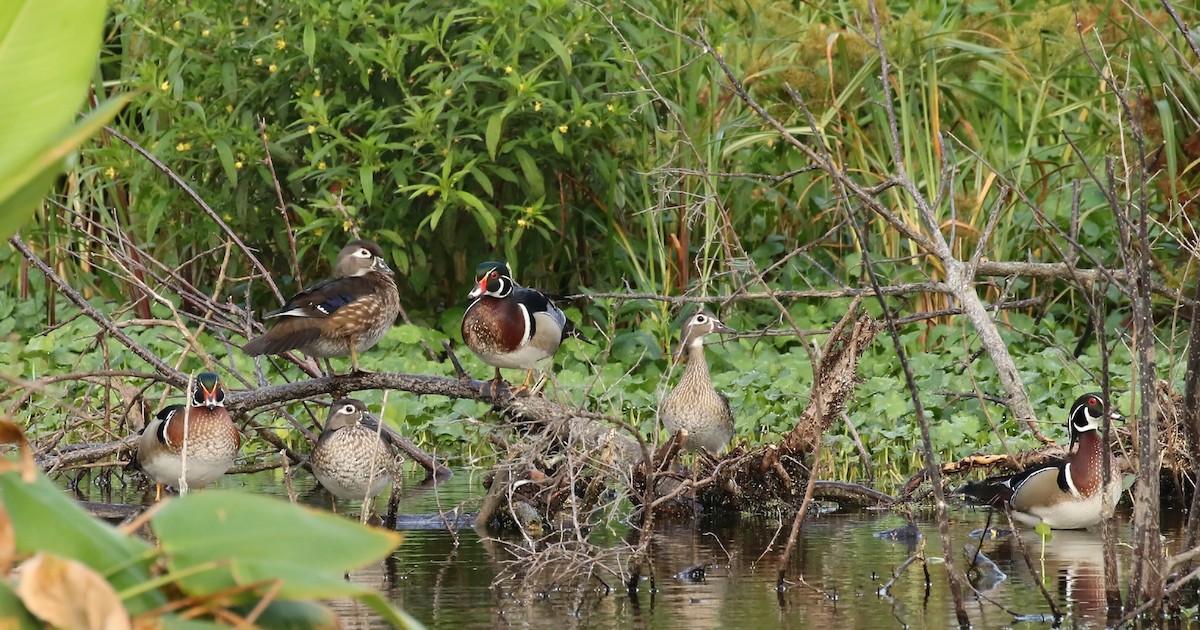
[461,261,589,395]
[136,372,242,499]
[958,393,1124,530]
[242,239,399,374]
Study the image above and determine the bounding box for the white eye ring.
[355,248,372,258]
[694,314,708,324]
[341,404,357,415]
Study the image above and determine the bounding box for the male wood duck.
[958,393,1124,529]
[136,372,242,498]
[658,312,736,454]
[310,398,404,510]
[243,239,399,373]
[461,261,588,392]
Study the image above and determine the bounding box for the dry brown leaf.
[0,505,14,576]
[0,417,37,482]
[15,553,132,630]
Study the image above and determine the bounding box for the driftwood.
[470,307,885,531]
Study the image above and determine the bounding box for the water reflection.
[60,468,1185,628]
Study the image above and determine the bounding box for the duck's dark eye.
[695,315,707,324]
[342,404,356,414]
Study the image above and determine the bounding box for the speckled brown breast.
[311,425,402,500]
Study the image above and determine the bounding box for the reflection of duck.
[1025,530,1113,626]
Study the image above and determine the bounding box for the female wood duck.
[136,372,242,498]
[310,398,404,510]
[461,261,587,392]
[658,312,736,454]
[242,239,399,373]
[958,393,1124,529]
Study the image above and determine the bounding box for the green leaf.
[0,580,39,629]
[0,471,164,614]
[360,165,375,205]
[485,111,504,159]
[0,94,133,240]
[512,148,544,198]
[0,0,114,238]
[214,139,237,186]
[1034,521,1052,542]
[152,491,402,600]
[303,22,317,63]
[535,30,572,74]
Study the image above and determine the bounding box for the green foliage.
[0,0,129,240]
[0,468,418,627]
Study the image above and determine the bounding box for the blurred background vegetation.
[3,0,1197,487]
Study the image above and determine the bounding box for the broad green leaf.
[485,111,504,159]
[152,491,402,599]
[231,599,340,629]
[0,94,132,239]
[0,0,112,238]
[0,471,164,614]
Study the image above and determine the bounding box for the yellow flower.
[534,102,542,112]
[275,19,285,29]
[172,20,181,30]
[504,66,513,74]
[518,83,525,92]
[276,39,286,50]
[606,103,615,112]
[104,167,116,179]
[426,189,435,197]
[226,104,234,113]
[160,80,170,91]
[201,29,210,38]
[317,160,326,170]
[269,63,278,73]
[175,142,191,151]
[241,17,249,26]
[443,87,452,96]
[235,161,243,169]
[584,119,592,128]
[313,89,322,97]
[254,57,263,66]
[342,220,352,232]
[315,227,325,236]
[524,206,534,214]
[558,124,568,133]
[367,67,375,75]
[307,125,316,134]
[517,218,529,228]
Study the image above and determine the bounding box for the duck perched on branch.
[243,240,399,373]
[461,261,589,394]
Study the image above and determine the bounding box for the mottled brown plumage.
[658,312,736,454]
[310,398,404,509]
[136,372,241,497]
[243,240,399,372]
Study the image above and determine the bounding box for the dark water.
[70,468,1188,629]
